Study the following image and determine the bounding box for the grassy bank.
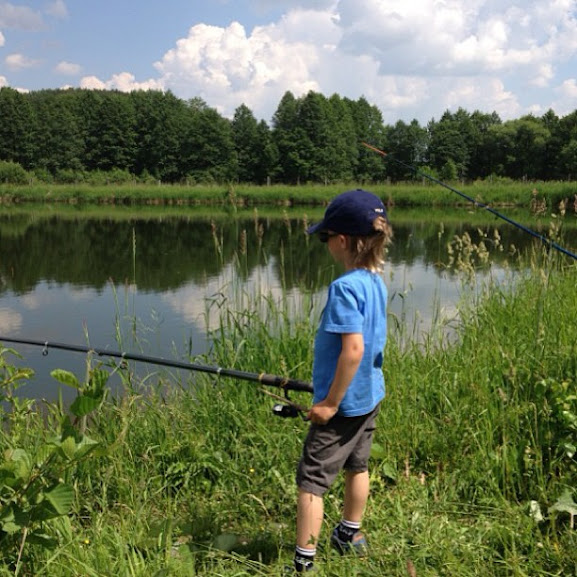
[1,248,576,575]
[1,180,577,212]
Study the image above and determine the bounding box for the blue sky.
[1,0,577,125]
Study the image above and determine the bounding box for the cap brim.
[306,221,324,235]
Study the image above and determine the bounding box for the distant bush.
[54,169,86,184]
[86,169,136,186]
[0,160,29,184]
[32,167,54,184]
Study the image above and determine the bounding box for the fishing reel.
[272,403,301,418]
[267,389,309,420]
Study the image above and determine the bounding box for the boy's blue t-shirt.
[312,268,387,417]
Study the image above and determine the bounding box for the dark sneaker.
[283,560,317,574]
[283,553,316,574]
[330,526,368,556]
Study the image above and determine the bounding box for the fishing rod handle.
[258,373,313,393]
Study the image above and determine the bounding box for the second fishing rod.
[362,142,577,262]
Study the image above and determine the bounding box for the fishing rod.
[0,336,313,415]
[362,142,577,262]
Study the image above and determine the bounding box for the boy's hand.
[307,400,338,425]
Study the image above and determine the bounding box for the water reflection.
[1,206,574,400]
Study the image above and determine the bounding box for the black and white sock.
[294,545,316,572]
[335,519,361,542]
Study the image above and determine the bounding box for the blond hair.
[347,217,393,272]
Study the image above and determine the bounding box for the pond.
[1,204,574,401]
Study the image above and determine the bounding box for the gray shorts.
[296,404,380,496]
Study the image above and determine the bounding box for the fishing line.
[362,142,577,261]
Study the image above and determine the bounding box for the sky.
[1,0,577,126]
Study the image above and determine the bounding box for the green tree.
[0,87,36,168]
[487,122,517,177]
[254,120,278,185]
[231,104,262,183]
[345,96,387,182]
[467,111,502,180]
[298,91,335,183]
[326,93,358,182]
[83,91,136,172]
[539,109,562,180]
[383,119,429,181]
[559,140,577,180]
[181,98,237,183]
[131,90,187,182]
[28,90,84,174]
[272,91,313,184]
[507,115,551,180]
[554,110,577,179]
[428,108,473,179]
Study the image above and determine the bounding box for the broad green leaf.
[35,443,56,467]
[380,462,398,482]
[213,533,239,552]
[0,505,28,533]
[44,484,74,516]
[32,502,61,522]
[1,519,21,534]
[50,369,80,389]
[6,449,32,481]
[69,394,100,417]
[0,507,15,526]
[0,468,17,487]
[370,442,387,460]
[59,436,76,460]
[88,369,109,393]
[549,489,577,517]
[74,435,100,460]
[27,532,58,549]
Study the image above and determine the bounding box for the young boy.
[292,188,393,573]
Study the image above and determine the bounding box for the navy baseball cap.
[306,189,387,236]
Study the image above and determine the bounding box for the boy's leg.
[291,489,323,572]
[296,489,324,549]
[331,470,370,555]
[343,469,369,522]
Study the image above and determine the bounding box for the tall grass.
[1,221,576,575]
[2,180,577,213]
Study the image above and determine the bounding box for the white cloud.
[5,53,39,70]
[0,30,4,46]
[0,308,22,333]
[146,0,577,122]
[253,0,335,10]
[79,75,106,90]
[45,0,68,19]
[552,78,577,117]
[559,78,577,98]
[162,260,311,330]
[153,18,329,118]
[54,60,81,75]
[49,0,577,124]
[80,72,163,92]
[0,3,44,30]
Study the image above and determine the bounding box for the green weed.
[1,218,576,575]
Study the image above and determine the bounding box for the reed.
[1,217,576,576]
[2,181,577,214]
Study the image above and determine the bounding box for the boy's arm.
[308,332,364,425]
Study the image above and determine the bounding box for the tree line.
[1,86,576,185]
